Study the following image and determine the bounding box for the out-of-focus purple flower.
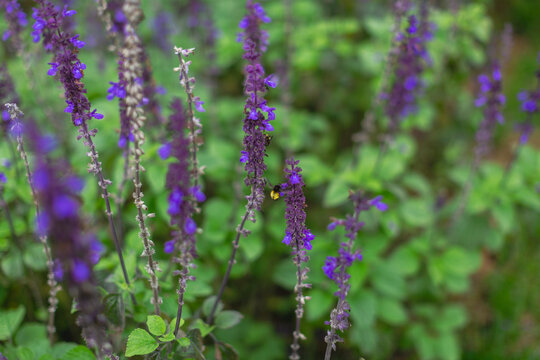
[152,11,174,52]
[384,4,433,135]
[194,97,205,112]
[191,186,206,202]
[0,64,20,133]
[53,260,63,281]
[474,63,505,162]
[323,190,387,351]
[0,172,6,183]
[0,0,28,52]
[516,53,540,144]
[239,1,276,211]
[164,240,175,254]
[158,143,171,160]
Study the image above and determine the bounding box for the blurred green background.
[1,0,540,359]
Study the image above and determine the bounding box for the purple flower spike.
[324,190,387,353]
[474,63,505,162]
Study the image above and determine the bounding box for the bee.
[270,184,281,200]
[264,134,273,147]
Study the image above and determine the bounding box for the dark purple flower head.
[33,0,103,128]
[0,0,27,52]
[474,63,505,162]
[282,158,313,253]
[384,4,433,135]
[238,1,276,210]
[516,52,540,144]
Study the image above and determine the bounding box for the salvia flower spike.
[0,0,27,53]
[323,191,387,360]
[4,103,60,345]
[282,158,313,360]
[207,0,275,324]
[32,0,135,305]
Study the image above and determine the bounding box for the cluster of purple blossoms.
[281,158,313,359]
[32,0,103,127]
[0,0,27,51]
[473,64,505,162]
[163,98,205,255]
[282,159,314,252]
[25,123,110,355]
[384,5,433,134]
[516,52,540,144]
[323,191,387,354]
[238,0,276,210]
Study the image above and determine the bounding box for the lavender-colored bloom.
[0,64,20,133]
[26,123,111,355]
[516,53,540,144]
[474,63,505,162]
[282,158,312,360]
[323,191,387,356]
[0,172,6,183]
[239,1,276,211]
[0,0,27,52]
[384,4,433,136]
[158,142,172,159]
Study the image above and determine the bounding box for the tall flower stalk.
[4,103,60,345]
[119,0,161,314]
[163,47,205,335]
[281,158,314,360]
[451,63,505,225]
[32,0,134,304]
[323,191,387,360]
[207,0,276,323]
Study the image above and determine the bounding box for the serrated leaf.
[103,293,124,327]
[215,311,243,329]
[146,315,166,336]
[0,305,25,340]
[17,347,34,360]
[125,329,158,357]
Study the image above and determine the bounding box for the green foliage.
[125,328,159,357]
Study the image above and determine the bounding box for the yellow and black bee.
[270,184,281,200]
[264,134,273,147]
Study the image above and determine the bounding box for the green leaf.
[146,315,166,336]
[17,347,34,360]
[1,249,24,280]
[23,243,47,271]
[377,298,407,325]
[0,305,25,340]
[103,293,125,327]
[158,331,175,342]
[215,311,243,329]
[202,296,222,317]
[59,346,96,360]
[177,337,191,347]
[125,329,159,357]
[169,317,185,332]
[399,198,434,227]
[323,178,349,207]
[193,319,215,337]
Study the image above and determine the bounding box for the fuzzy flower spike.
[0,0,27,53]
[26,121,111,358]
[282,158,314,360]
[32,0,134,303]
[323,191,387,360]
[516,53,540,144]
[207,0,275,324]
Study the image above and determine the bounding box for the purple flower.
[516,54,540,144]
[385,5,433,135]
[70,34,85,48]
[474,63,505,162]
[1,0,27,51]
[107,81,126,100]
[158,143,172,160]
[194,97,205,112]
[323,190,387,352]
[191,186,206,202]
[164,240,175,254]
[239,1,275,211]
[0,172,6,183]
